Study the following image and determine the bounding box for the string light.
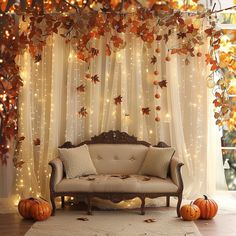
[11,8,219,200]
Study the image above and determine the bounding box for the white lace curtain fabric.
[15,28,227,200]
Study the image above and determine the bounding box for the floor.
[1,202,236,236]
[0,213,32,236]
[195,214,236,236]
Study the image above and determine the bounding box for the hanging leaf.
[211,63,219,71]
[205,54,213,64]
[142,107,151,115]
[77,84,86,92]
[78,107,88,117]
[33,138,40,146]
[215,92,221,98]
[91,48,99,57]
[177,17,185,25]
[18,136,25,142]
[14,160,25,169]
[114,95,122,105]
[213,99,221,107]
[187,24,195,34]
[177,32,186,39]
[156,35,162,41]
[158,80,167,88]
[214,112,220,119]
[151,55,157,65]
[185,58,190,65]
[91,74,100,84]
[34,54,42,63]
[204,28,214,37]
[111,35,124,48]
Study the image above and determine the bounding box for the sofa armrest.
[170,157,184,192]
[49,158,63,191]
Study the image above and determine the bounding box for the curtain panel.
[15,29,226,200]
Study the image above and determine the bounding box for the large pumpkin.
[193,195,218,220]
[18,197,36,219]
[30,199,52,221]
[180,202,201,221]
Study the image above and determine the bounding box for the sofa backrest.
[88,144,148,174]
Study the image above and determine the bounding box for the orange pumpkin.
[180,202,201,221]
[193,195,218,220]
[18,197,36,219]
[30,199,52,221]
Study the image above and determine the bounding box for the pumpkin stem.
[29,197,35,200]
[190,201,193,205]
[203,195,208,200]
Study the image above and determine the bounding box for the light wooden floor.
[1,204,236,236]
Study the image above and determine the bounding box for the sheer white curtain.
[16,29,226,200]
[65,34,169,144]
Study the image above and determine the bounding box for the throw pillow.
[58,144,97,179]
[139,146,175,179]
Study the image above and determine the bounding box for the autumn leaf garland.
[0,0,235,165]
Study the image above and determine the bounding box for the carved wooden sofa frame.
[49,130,184,216]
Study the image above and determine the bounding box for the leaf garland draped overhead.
[0,0,235,165]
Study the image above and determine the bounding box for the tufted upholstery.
[55,175,178,193]
[88,144,148,174]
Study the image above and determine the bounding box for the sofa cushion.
[54,175,178,193]
[139,147,175,179]
[88,144,148,174]
[58,145,97,179]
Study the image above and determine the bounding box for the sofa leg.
[61,196,65,209]
[177,194,182,217]
[140,197,145,215]
[87,195,92,215]
[166,196,170,207]
[50,194,56,216]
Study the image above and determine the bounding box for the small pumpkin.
[193,195,218,220]
[180,202,201,221]
[30,198,52,221]
[18,197,36,219]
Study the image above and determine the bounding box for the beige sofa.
[49,130,184,216]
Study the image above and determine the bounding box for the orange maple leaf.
[77,84,86,92]
[114,95,122,105]
[142,107,151,115]
[78,107,88,117]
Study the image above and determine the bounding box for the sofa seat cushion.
[55,175,178,193]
